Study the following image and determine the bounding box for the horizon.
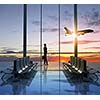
[0,4,100,62]
[0,52,100,62]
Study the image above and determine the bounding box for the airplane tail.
[64,27,72,35]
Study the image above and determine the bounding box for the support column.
[58,4,61,94]
[23,4,27,57]
[74,4,78,57]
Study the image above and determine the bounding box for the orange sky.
[0,53,100,62]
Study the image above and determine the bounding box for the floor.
[0,62,100,95]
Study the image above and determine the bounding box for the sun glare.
[72,33,77,39]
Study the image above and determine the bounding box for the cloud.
[84,47,100,50]
[6,51,16,53]
[43,28,58,33]
[60,40,100,45]
[64,10,72,17]
[78,40,100,44]
[48,15,57,21]
[83,54,100,58]
[0,47,18,53]
[60,41,73,44]
[80,54,100,62]
[2,47,17,51]
[63,10,72,21]
[32,19,59,33]
[27,45,40,48]
[81,8,100,27]
[32,20,40,25]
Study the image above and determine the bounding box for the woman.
[43,44,48,65]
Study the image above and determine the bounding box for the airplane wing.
[64,27,72,35]
[77,29,94,35]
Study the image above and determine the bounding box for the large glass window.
[0,5,22,63]
[78,5,100,62]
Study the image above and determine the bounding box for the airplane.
[64,27,94,36]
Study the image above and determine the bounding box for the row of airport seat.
[63,56,87,74]
[0,56,38,83]
[13,56,38,77]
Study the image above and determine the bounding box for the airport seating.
[13,56,38,77]
[0,56,38,84]
[63,56,87,74]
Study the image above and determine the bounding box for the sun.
[72,33,77,39]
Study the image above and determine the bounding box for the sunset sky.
[0,4,100,62]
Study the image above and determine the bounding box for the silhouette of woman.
[43,44,48,65]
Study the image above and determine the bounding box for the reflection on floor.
[0,64,100,95]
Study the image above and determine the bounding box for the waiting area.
[63,56,87,75]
